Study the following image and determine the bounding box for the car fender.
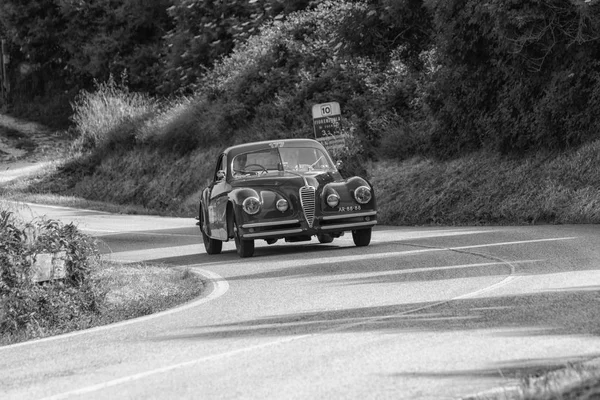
[321,176,376,209]
[199,187,211,235]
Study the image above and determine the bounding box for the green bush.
[0,210,102,339]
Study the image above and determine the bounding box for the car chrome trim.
[321,211,377,221]
[320,220,378,230]
[242,219,300,228]
[243,228,304,238]
[300,185,316,228]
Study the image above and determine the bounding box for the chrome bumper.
[238,211,377,239]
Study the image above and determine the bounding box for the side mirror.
[216,170,226,181]
[335,160,343,171]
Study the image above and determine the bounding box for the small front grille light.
[276,199,289,212]
[327,193,340,208]
[243,197,261,215]
[354,186,372,204]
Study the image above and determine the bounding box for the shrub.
[0,210,101,339]
[70,74,158,153]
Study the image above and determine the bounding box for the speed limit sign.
[312,102,340,119]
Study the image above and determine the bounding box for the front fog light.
[327,193,340,208]
[276,199,289,212]
[354,186,372,204]
[243,197,261,215]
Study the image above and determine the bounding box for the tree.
[58,0,173,91]
[0,0,69,94]
[160,0,314,93]
[0,0,173,98]
[426,0,600,156]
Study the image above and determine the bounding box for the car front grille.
[299,186,316,228]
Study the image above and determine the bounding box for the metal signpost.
[0,39,5,102]
[312,102,345,151]
[0,38,8,103]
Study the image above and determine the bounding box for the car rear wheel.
[200,212,222,255]
[352,228,371,247]
[234,217,254,257]
[317,233,334,244]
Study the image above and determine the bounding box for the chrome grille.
[299,186,316,228]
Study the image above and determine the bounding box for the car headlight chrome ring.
[242,197,261,215]
[354,186,372,204]
[276,199,289,212]
[326,193,340,208]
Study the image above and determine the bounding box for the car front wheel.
[200,212,222,255]
[352,228,371,247]
[234,217,255,258]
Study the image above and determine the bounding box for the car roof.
[223,138,326,157]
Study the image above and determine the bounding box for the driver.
[282,149,299,170]
[232,154,247,177]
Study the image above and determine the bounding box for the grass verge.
[0,259,204,347]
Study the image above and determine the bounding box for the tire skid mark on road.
[35,239,548,400]
[0,268,229,352]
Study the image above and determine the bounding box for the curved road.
[2,203,600,399]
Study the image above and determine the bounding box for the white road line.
[344,259,542,278]
[102,244,204,262]
[247,237,577,269]
[4,201,111,214]
[85,229,198,237]
[450,237,578,251]
[0,268,228,352]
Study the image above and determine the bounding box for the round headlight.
[242,197,261,215]
[276,199,289,212]
[354,186,372,204]
[326,193,340,208]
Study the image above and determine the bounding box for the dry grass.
[372,140,600,226]
[0,260,204,346]
[91,260,204,323]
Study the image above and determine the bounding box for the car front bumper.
[239,211,377,239]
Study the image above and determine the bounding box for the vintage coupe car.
[198,138,377,257]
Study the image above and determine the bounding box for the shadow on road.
[154,285,600,341]
[391,354,600,381]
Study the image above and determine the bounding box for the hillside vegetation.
[1,0,599,224]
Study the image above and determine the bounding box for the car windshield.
[231,146,334,178]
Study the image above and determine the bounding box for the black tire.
[233,218,254,257]
[317,233,334,244]
[352,228,371,247]
[200,209,222,254]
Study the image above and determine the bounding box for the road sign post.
[312,102,345,151]
[0,39,5,102]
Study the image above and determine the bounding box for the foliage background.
[0,0,598,156]
[1,0,600,224]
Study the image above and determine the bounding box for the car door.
[207,154,230,240]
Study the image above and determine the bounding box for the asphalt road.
[2,203,600,399]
